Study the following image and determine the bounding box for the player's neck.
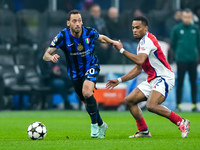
[70,28,82,38]
[139,32,148,40]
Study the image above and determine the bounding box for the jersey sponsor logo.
[70,49,90,57]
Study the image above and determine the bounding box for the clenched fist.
[51,54,60,63]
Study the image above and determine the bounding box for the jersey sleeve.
[138,37,153,56]
[50,32,64,49]
[91,28,100,40]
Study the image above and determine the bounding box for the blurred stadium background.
[0,0,200,111]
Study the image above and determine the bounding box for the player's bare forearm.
[113,40,148,65]
[123,51,148,65]
[97,35,116,45]
[43,47,56,61]
[121,65,142,82]
[43,47,60,63]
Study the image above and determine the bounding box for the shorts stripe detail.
[161,77,169,98]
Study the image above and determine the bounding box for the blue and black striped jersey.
[50,26,100,80]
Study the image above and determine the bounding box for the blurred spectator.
[85,4,110,64]
[104,7,130,64]
[38,47,74,109]
[133,9,143,17]
[106,7,121,39]
[84,0,94,10]
[165,10,182,38]
[171,9,200,111]
[86,4,109,35]
[106,7,131,41]
[165,10,182,63]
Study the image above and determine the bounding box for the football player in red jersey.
[107,16,190,138]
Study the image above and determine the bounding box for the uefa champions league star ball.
[27,122,47,140]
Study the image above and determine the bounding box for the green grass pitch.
[0,110,199,150]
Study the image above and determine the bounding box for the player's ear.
[145,26,148,32]
[67,20,70,26]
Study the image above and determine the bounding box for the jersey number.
[85,68,95,75]
[156,79,162,86]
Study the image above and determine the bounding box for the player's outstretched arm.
[113,40,148,65]
[43,47,60,63]
[106,65,142,90]
[97,35,117,45]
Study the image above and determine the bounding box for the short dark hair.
[183,8,192,14]
[133,16,148,26]
[67,9,81,21]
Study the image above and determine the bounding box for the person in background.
[85,4,110,64]
[106,7,121,39]
[165,10,182,38]
[171,9,200,111]
[86,4,109,35]
[105,7,131,63]
[49,58,74,109]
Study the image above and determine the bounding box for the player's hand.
[106,79,119,90]
[113,40,123,51]
[51,54,60,63]
[112,40,119,46]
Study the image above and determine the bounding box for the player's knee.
[124,96,134,107]
[82,90,92,99]
[124,97,129,106]
[146,103,156,112]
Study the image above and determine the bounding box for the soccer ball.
[27,122,47,140]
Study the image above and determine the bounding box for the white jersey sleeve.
[137,36,156,56]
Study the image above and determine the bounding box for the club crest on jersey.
[77,43,84,51]
[85,38,90,44]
